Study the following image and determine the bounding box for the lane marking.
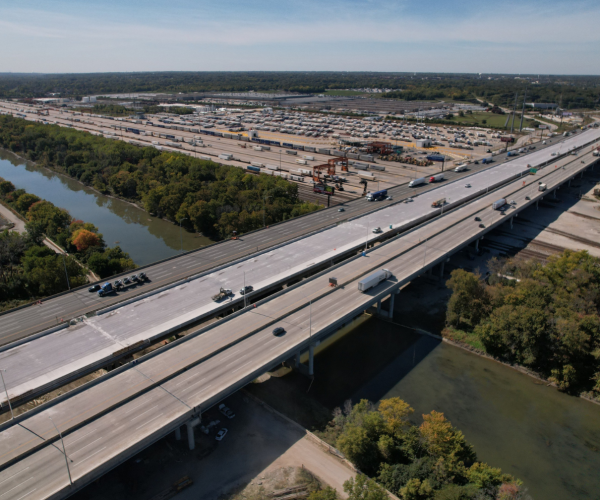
[135,413,164,431]
[0,467,30,485]
[75,446,107,466]
[0,477,33,498]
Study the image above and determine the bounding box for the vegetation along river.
[0,150,212,266]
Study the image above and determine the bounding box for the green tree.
[15,193,41,213]
[308,487,338,500]
[446,270,489,328]
[343,475,388,500]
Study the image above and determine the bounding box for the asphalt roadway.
[1,130,594,410]
[0,133,569,346]
[0,142,595,500]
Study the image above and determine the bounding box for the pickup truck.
[212,287,233,302]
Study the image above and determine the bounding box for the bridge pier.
[474,238,479,251]
[308,344,315,376]
[175,427,181,441]
[186,416,201,450]
[553,190,557,199]
[568,179,571,187]
[388,293,395,320]
[439,262,445,279]
[295,352,301,369]
[376,300,382,315]
[510,217,513,229]
[536,200,539,210]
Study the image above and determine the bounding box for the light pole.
[48,416,73,486]
[0,370,13,420]
[61,253,70,290]
[243,271,246,309]
[179,218,187,253]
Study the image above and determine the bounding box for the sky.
[1,0,599,74]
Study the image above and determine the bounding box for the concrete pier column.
[295,352,301,368]
[474,239,479,251]
[175,427,181,441]
[510,217,513,229]
[376,300,381,315]
[308,344,315,376]
[536,200,539,210]
[568,179,571,187]
[553,190,557,199]
[388,293,395,320]
[581,171,584,178]
[439,262,445,279]
[186,422,195,450]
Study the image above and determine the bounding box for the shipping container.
[492,198,506,210]
[218,153,233,160]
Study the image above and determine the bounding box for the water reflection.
[0,150,213,265]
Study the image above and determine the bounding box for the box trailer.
[358,269,392,292]
[492,198,506,210]
[408,177,426,188]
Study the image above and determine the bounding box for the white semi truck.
[358,269,392,292]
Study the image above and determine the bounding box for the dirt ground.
[71,391,355,500]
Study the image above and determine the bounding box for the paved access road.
[0,133,564,345]
[0,141,594,500]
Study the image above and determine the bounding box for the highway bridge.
[0,130,597,500]
[0,131,594,412]
[0,138,541,346]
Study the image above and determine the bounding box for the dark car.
[88,284,101,292]
[138,272,147,280]
[338,207,345,212]
[272,327,285,336]
[239,285,254,295]
[131,274,139,282]
[122,277,131,285]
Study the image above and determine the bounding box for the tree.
[15,193,41,213]
[343,475,388,500]
[400,478,434,500]
[308,487,338,500]
[446,270,489,328]
[379,398,414,435]
[418,412,476,469]
[466,462,514,490]
[72,229,101,251]
[337,425,380,475]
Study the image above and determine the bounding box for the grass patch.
[324,90,370,97]
[442,326,486,352]
[451,112,536,129]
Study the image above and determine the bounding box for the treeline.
[1,72,598,109]
[446,250,600,398]
[0,177,135,280]
[319,398,525,500]
[0,116,320,239]
[72,104,195,117]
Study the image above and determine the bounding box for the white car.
[215,428,228,441]
[465,183,471,188]
[372,227,382,234]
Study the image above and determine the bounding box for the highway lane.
[0,143,594,500]
[0,131,563,346]
[0,144,595,480]
[0,131,595,411]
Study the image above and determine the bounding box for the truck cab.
[98,282,113,297]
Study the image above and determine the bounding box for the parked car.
[272,327,285,336]
[219,403,235,419]
[239,285,253,295]
[215,428,228,441]
[465,183,471,188]
[88,284,100,292]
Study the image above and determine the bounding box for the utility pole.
[49,416,73,486]
[519,87,527,132]
[510,93,519,133]
[0,370,13,420]
[179,218,187,252]
[61,254,71,290]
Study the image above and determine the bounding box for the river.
[250,316,600,500]
[0,150,212,265]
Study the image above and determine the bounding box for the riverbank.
[0,150,213,265]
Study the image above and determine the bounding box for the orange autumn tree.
[72,229,101,251]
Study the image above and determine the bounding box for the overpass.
[0,130,596,412]
[0,136,597,499]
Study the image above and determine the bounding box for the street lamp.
[179,218,188,253]
[0,369,13,420]
[48,416,73,486]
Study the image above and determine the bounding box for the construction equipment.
[431,198,446,208]
[366,142,394,156]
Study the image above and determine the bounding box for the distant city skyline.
[1,0,599,74]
